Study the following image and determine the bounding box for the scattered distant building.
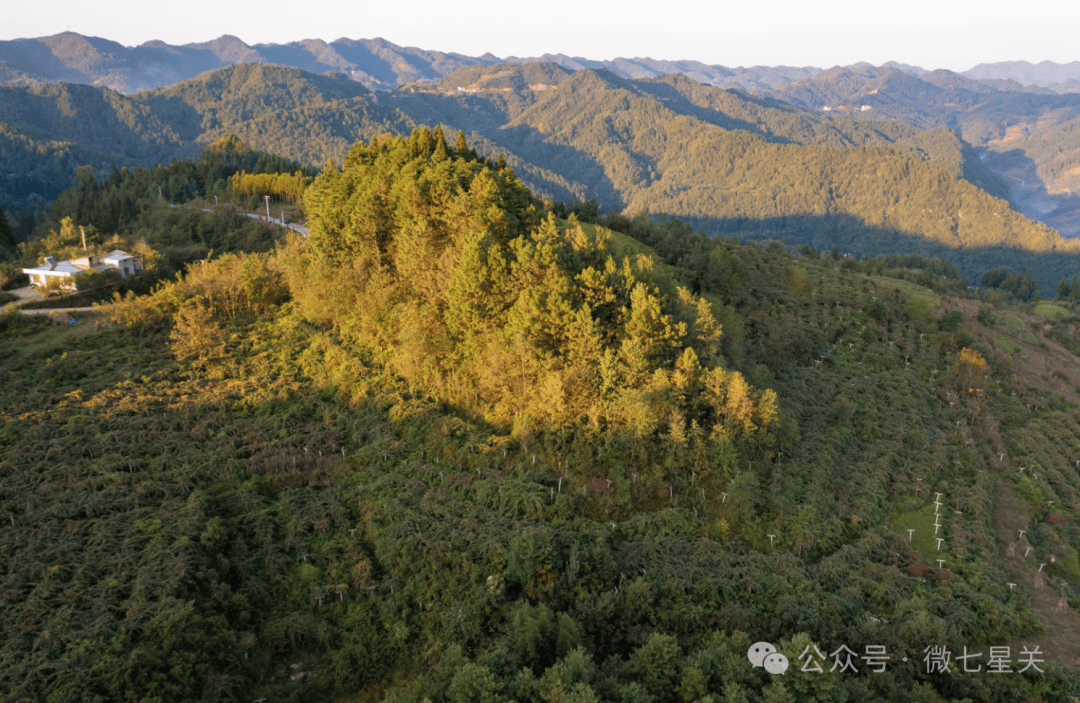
[822,105,872,112]
[23,250,143,290]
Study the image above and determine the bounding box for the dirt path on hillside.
[17,306,97,315]
[0,285,44,311]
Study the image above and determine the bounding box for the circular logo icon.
[764,652,790,675]
[747,641,776,668]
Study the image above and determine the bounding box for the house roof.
[23,260,84,277]
[24,251,138,277]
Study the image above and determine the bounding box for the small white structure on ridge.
[24,250,142,290]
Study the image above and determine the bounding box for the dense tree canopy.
[295,127,777,452]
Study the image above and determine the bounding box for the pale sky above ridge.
[4,0,1078,73]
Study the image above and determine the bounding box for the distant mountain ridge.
[965,60,1080,87]
[0,32,501,93]
[4,31,1080,95]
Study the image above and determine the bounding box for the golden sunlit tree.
[955,347,989,395]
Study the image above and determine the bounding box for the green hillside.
[757,65,1080,237]
[993,115,1080,192]
[402,65,1006,196]
[415,67,1076,292]
[0,65,414,211]
[5,128,1080,702]
[637,73,1007,198]
[623,131,1080,291]
[0,81,182,159]
[0,120,142,211]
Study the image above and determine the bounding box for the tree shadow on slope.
[982,146,1080,239]
[631,79,784,138]
[494,123,624,208]
[660,211,1080,296]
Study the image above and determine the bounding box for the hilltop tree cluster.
[293,127,777,458]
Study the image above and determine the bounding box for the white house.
[23,250,143,290]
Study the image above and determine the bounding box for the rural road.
[17,306,97,315]
[0,287,97,315]
[203,207,309,238]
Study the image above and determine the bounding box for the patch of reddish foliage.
[585,478,612,494]
[906,561,935,578]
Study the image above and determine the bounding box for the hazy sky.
[4,0,1077,72]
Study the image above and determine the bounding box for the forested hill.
[3,61,1080,292]
[393,65,1079,292]
[0,64,414,210]
[136,63,375,139]
[426,63,1005,198]
[6,128,1080,702]
[757,65,1080,238]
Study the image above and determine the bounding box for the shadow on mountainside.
[388,91,625,209]
[629,81,777,137]
[652,211,1080,295]
[495,123,624,208]
[981,147,1080,240]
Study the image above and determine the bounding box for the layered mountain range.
[5,32,1080,95]
[4,34,1080,292]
